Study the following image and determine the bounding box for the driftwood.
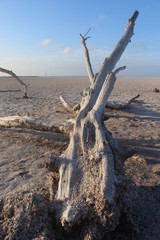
[60,94,140,115]
[59,96,76,114]
[46,10,139,239]
[0,67,28,98]
[80,27,94,84]
[0,89,21,93]
[59,95,81,114]
[0,116,61,133]
[105,94,140,110]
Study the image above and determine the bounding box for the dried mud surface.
[0,76,160,239]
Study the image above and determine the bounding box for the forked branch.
[51,10,139,238]
[80,28,94,84]
[93,66,126,115]
[90,10,139,108]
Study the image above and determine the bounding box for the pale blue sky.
[0,0,160,76]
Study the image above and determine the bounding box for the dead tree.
[0,67,28,98]
[48,11,139,239]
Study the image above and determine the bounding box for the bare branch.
[114,66,126,76]
[93,72,98,83]
[89,10,139,108]
[83,27,91,38]
[105,94,140,110]
[0,67,28,98]
[0,89,20,93]
[93,66,127,114]
[80,30,94,84]
[93,72,116,116]
[59,95,76,114]
[129,10,139,22]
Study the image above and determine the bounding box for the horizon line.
[0,75,160,78]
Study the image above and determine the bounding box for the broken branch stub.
[50,10,139,239]
[59,95,76,114]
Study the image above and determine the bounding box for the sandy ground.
[0,76,160,239]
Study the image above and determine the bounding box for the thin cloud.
[99,14,106,20]
[40,39,52,46]
[62,47,71,56]
[132,41,148,50]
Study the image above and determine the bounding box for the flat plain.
[0,76,160,239]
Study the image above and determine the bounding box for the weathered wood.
[106,94,140,110]
[0,89,20,93]
[88,10,139,110]
[0,116,62,133]
[93,67,126,116]
[0,67,28,98]
[80,28,94,84]
[59,95,76,114]
[49,11,139,239]
[73,103,80,111]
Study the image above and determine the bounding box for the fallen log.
[106,94,140,110]
[0,116,61,133]
[0,89,21,93]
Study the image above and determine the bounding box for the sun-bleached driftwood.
[45,10,139,239]
[60,93,140,115]
[0,67,28,98]
[60,95,80,114]
[59,95,76,114]
[0,89,21,93]
[0,116,62,133]
[106,94,140,110]
[80,28,94,84]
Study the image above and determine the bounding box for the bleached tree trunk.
[47,11,139,239]
[0,67,28,98]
